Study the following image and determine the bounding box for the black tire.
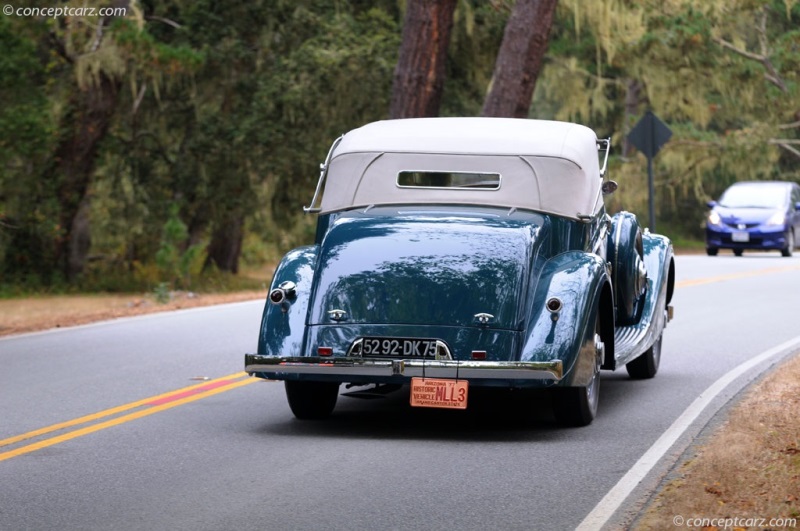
[551,379,599,427]
[626,334,662,379]
[706,247,718,256]
[551,315,601,427]
[285,381,339,420]
[733,249,743,257]
[781,230,794,257]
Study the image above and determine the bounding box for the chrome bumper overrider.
[245,354,563,381]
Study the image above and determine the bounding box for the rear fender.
[641,231,674,322]
[257,246,318,357]
[613,232,674,367]
[521,252,613,387]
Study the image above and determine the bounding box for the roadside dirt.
[0,290,265,337]
[633,353,800,529]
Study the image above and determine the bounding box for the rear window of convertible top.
[396,171,501,190]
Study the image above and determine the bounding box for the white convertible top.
[316,117,605,219]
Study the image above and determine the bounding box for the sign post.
[626,111,672,232]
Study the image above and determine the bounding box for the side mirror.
[795,201,800,211]
[706,200,718,209]
[601,180,618,195]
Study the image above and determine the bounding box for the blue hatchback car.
[706,181,800,257]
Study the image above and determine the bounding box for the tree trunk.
[623,78,646,157]
[481,0,558,118]
[389,0,458,119]
[68,194,93,277]
[52,73,121,280]
[47,3,129,281]
[205,214,244,274]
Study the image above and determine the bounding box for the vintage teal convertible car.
[245,118,675,426]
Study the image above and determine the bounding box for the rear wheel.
[626,334,662,379]
[285,381,339,419]
[551,373,599,427]
[551,315,602,427]
[706,247,718,256]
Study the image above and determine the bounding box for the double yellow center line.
[0,372,258,462]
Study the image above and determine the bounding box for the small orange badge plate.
[410,378,468,410]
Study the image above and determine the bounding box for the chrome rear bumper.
[245,354,563,381]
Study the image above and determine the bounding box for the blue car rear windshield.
[719,185,787,209]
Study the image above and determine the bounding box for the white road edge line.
[577,335,800,531]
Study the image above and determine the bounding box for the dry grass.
[634,354,800,530]
[0,290,265,337]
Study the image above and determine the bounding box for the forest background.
[1,0,799,296]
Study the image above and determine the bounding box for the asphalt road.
[2,253,800,531]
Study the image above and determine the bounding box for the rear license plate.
[732,231,750,242]
[410,378,468,410]
[360,337,438,358]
